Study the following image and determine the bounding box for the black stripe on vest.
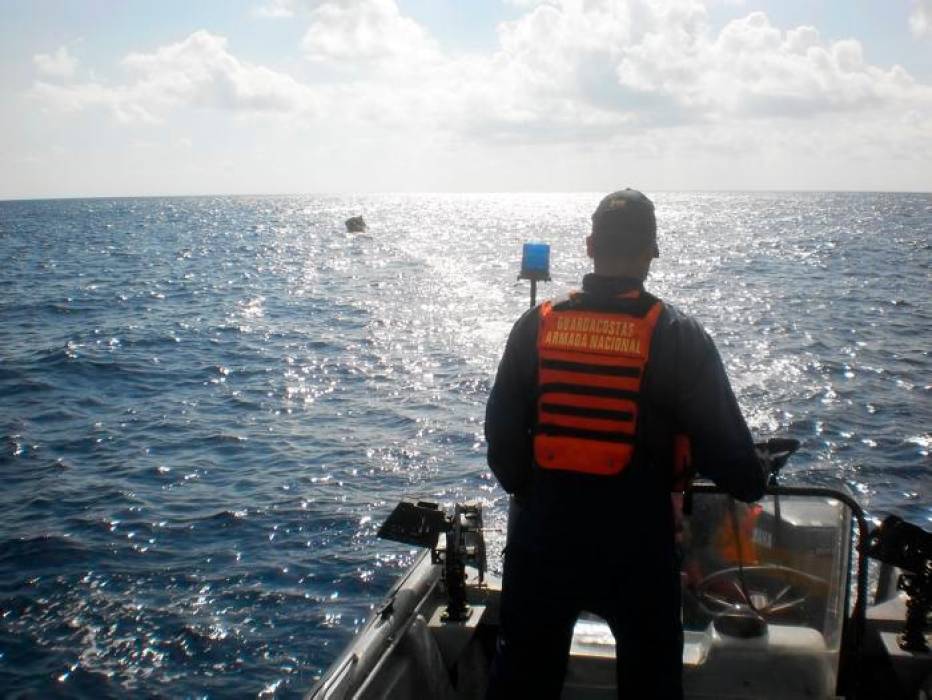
[541,358,641,378]
[536,424,636,443]
[539,383,640,402]
[540,403,634,422]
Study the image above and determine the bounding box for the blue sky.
[2,0,931,198]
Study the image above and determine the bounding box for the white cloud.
[122,30,316,112]
[481,1,930,130]
[615,10,925,118]
[911,0,932,37]
[32,1,931,136]
[343,0,924,153]
[31,80,157,124]
[31,31,321,124]
[301,0,440,65]
[33,46,78,78]
[440,0,932,171]
[25,0,932,184]
[253,0,299,18]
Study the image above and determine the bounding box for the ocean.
[0,192,929,698]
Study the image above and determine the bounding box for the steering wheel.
[693,564,829,621]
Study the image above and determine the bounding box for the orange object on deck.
[715,503,763,565]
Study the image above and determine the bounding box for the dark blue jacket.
[485,274,765,558]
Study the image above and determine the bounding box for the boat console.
[310,441,931,699]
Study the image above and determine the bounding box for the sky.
[1,0,931,198]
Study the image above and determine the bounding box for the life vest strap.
[541,358,641,378]
[539,402,634,422]
[536,424,637,443]
[539,382,640,401]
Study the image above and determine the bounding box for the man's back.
[484,189,765,699]
[487,275,764,551]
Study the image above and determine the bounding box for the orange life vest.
[534,292,663,476]
[715,503,762,565]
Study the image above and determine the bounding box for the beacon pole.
[508,242,551,548]
[518,242,551,308]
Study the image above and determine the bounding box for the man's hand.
[754,438,801,483]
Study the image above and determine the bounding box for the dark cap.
[591,188,658,258]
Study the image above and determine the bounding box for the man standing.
[484,189,766,699]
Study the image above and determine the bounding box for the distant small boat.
[345,216,367,233]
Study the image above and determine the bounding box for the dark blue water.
[0,193,929,697]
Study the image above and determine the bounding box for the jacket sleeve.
[485,307,539,495]
[658,311,766,503]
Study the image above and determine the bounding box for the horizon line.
[3,188,931,204]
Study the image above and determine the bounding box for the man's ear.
[638,248,655,280]
[586,235,594,259]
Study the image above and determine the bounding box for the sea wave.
[0,192,928,697]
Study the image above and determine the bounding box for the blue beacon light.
[518,242,551,307]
